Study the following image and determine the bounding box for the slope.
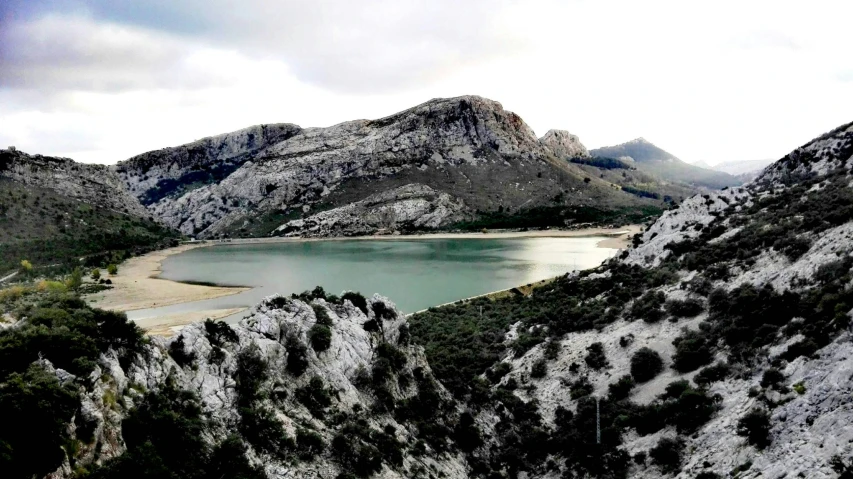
[0,149,179,274]
[591,138,741,189]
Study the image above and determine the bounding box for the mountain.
[4,120,852,479]
[117,97,665,238]
[711,158,776,183]
[0,149,179,273]
[590,138,742,189]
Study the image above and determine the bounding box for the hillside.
[117,97,666,238]
[2,120,851,479]
[591,138,742,190]
[0,149,179,274]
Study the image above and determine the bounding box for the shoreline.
[84,225,640,333]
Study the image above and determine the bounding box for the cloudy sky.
[1,0,851,165]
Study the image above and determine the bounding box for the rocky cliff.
[539,129,590,159]
[116,96,657,238]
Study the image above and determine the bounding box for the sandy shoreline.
[84,225,640,333]
[84,243,250,313]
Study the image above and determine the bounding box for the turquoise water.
[126,237,617,321]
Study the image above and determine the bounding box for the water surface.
[127,237,617,321]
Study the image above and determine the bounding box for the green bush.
[630,347,664,382]
[285,335,309,377]
[694,362,730,386]
[608,374,635,401]
[238,405,293,458]
[169,336,196,367]
[530,358,547,379]
[737,408,771,449]
[665,298,704,318]
[309,324,332,353]
[295,376,332,418]
[311,304,333,326]
[584,342,608,370]
[296,429,325,459]
[629,291,666,323]
[341,291,369,315]
[203,319,238,347]
[760,367,785,390]
[570,377,594,399]
[0,364,79,479]
[672,329,713,372]
[649,437,684,474]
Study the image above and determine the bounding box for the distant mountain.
[117,96,665,238]
[0,149,178,272]
[590,138,741,189]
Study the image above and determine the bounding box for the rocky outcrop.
[55,294,467,478]
[539,129,589,159]
[275,184,466,237]
[117,96,647,238]
[0,149,147,217]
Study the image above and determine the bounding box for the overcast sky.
[1,0,851,165]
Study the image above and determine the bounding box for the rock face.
[116,96,650,238]
[56,294,467,478]
[275,184,466,237]
[0,149,147,217]
[539,129,590,159]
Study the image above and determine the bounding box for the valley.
[1,98,851,479]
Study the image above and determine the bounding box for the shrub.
[312,304,333,326]
[91,268,101,281]
[584,342,608,370]
[169,335,196,367]
[203,319,238,347]
[341,291,369,315]
[235,347,269,404]
[530,358,547,379]
[296,429,325,459]
[309,324,332,353]
[737,408,771,449]
[285,335,309,377]
[629,291,666,323]
[452,411,484,453]
[672,329,713,372]
[630,347,664,382]
[371,301,396,321]
[570,377,594,399]
[486,362,512,383]
[543,339,561,360]
[760,367,785,390]
[665,298,704,318]
[608,375,635,401]
[695,472,721,479]
[694,362,730,386]
[649,437,684,474]
[239,405,293,458]
[107,263,118,275]
[792,382,806,395]
[0,364,79,479]
[295,376,332,418]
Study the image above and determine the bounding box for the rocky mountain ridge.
[116,96,663,238]
[0,149,147,217]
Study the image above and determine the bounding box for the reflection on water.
[127,237,617,321]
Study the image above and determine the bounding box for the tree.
[107,263,118,275]
[91,268,101,281]
[631,347,664,382]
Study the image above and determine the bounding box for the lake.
[126,236,618,322]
